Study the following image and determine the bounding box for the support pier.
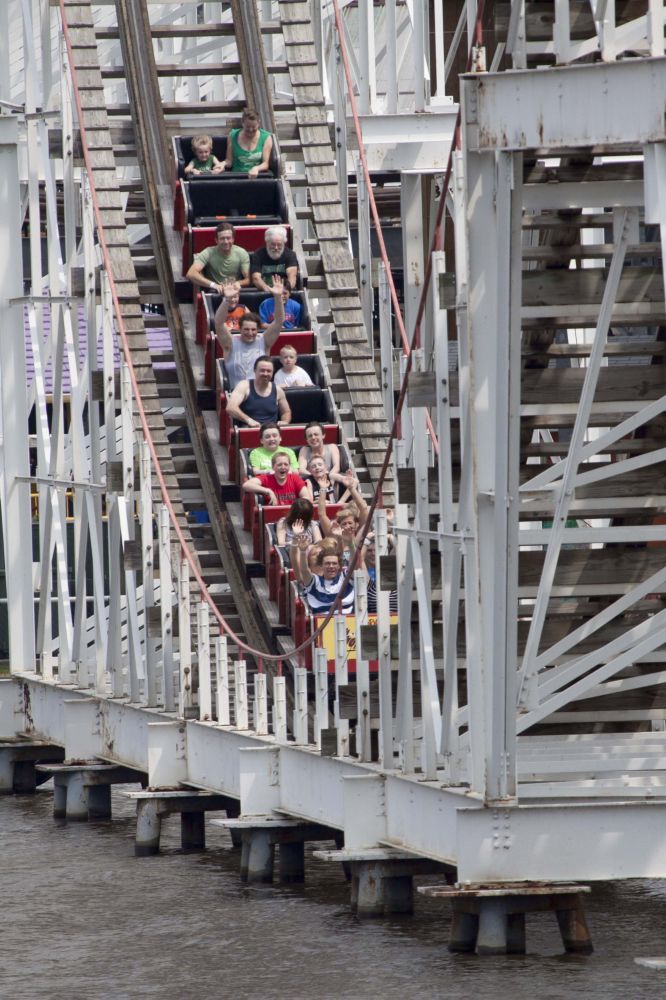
[418,883,593,955]
[0,738,64,793]
[37,762,145,821]
[213,817,337,884]
[125,789,241,856]
[315,847,455,917]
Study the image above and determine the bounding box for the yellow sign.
[315,614,397,672]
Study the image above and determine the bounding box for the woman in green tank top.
[222,109,274,178]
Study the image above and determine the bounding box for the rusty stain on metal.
[537,117,544,146]
[22,683,34,733]
[472,45,486,74]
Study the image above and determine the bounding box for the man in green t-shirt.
[186,222,250,293]
[248,422,298,475]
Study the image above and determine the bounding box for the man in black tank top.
[226,355,292,428]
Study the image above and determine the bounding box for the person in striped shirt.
[290,519,363,615]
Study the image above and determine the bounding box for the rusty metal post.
[556,898,594,954]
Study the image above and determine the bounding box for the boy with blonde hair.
[184,135,224,175]
[273,345,313,388]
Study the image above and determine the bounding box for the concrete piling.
[382,874,414,915]
[65,771,89,821]
[87,784,112,820]
[11,760,37,794]
[53,779,67,819]
[448,910,478,952]
[136,799,162,856]
[181,811,206,851]
[355,863,386,917]
[0,750,15,793]
[315,847,452,918]
[245,829,275,883]
[126,789,240,856]
[278,841,305,884]
[37,763,145,823]
[216,818,338,886]
[419,883,593,956]
[556,897,594,954]
[0,741,64,794]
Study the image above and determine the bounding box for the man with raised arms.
[215,274,285,389]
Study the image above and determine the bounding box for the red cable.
[327,0,486,541]
[57,0,484,667]
[57,1,360,662]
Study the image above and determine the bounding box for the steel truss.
[4,0,666,883]
[0,0,246,713]
[335,1,666,813]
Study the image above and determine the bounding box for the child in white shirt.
[273,345,313,388]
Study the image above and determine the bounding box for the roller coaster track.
[58,0,277,695]
[111,0,271,661]
[58,0,394,679]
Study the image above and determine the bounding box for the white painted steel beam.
[0,116,35,673]
[522,180,644,211]
[355,109,457,172]
[460,145,522,801]
[463,58,666,152]
[15,675,666,879]
[456,802,666,882]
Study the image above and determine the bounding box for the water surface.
[1,789,665,999]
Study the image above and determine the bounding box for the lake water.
[2,788,666,1000]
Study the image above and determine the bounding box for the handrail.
[57,0,361,662]
[56,0,484,667]
[327,0,486,537]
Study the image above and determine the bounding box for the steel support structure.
[318,0,666,866]
[5,0,666,889]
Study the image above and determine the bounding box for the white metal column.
[0,115,36,673]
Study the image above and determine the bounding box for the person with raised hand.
[275,501,321,547]
[290,520,362,615]
[215,274,285,389]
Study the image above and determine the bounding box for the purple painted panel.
[24,305,173,395]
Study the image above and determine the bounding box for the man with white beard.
[250,225,299,292]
